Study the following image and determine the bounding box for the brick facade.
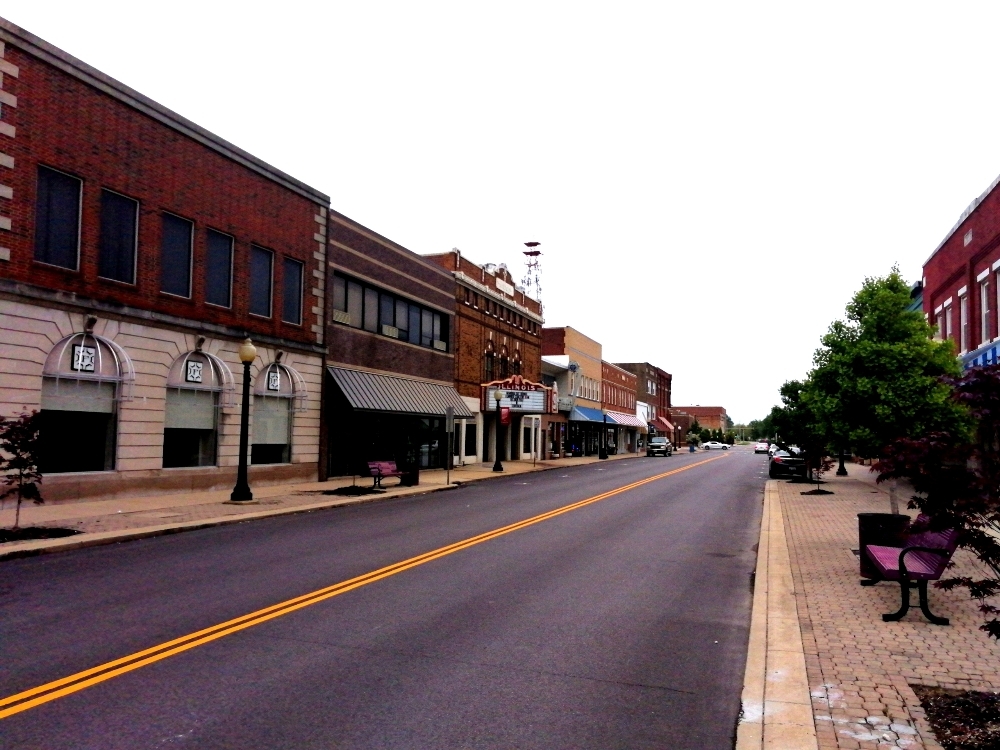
[615,362,672,422]
[422,249,543,464]
[673,405,728,432]
[0,18,328,501]
[0,20,327,347]
[601,361,636,413]
[423,250,542,400]
[923,171,1000,366]
[541,327,602,410]
[325,216,455,383]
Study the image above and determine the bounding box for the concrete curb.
[0,453,645,562]
[736,481,818,749]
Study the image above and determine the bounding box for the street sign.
[445,406,455,434]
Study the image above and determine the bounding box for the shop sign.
[483,376,551,413]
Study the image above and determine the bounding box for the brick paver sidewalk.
[777,465,1000,749]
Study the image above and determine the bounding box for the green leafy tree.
[876,364,1000,639]
[809,268,966,458]
[771,380,831,480]
[0,412,45,530]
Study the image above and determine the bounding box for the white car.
[702,441,729,450]
[754,441,769,454]
[768,443,781,456]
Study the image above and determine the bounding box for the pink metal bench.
[367,460,404,488]
[862,514,960,625]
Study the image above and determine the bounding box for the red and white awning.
[606,411,648,432]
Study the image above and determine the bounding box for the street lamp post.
[230,338,257,502]
[492,389,504,472]
[837,447,848,476]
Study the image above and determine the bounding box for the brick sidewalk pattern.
[777,465,1000,749]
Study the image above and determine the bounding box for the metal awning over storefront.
[655,417,674,432]
[606,411,648,432]
[327,366,473,417]
[569,406,606,423]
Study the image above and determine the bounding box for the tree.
[875,364,1000,639]
[809,268,965,459]
[0,412,45,529]
[771,380,831,481]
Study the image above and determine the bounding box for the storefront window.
[39,331,135,473]
[251,361,307,464]
[162,349,234,468]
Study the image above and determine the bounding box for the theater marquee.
[482,375,553,413]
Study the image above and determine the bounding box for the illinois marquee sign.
[482,375,553,414]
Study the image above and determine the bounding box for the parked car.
[768,443,781,456]
[646,437,673,457]
[702,441,729,450]
[768,449,806,478]
[754,441,769,454]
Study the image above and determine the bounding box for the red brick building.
[601,361,642,453]
[0,18,328,500]
[323,225,470,478]
[615,361,673,441]
[923,172,1000,369]
[672,405,728,433]
[423,249,544,463]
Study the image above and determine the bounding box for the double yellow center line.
[0,454,725,720]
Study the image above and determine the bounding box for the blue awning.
[570,406,606,423]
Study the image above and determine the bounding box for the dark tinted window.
[347,281,362,327]
[249,245,273,316]
[205,230,233,307]
[160,214,192,297]
[421,309,433,346]
[98,190,137,283]
[332,275,346,311]
[282,258,303,324]
[380,293,394,329]
[363,287,378,332]
[34,166,81,270]
[408,304,421,345]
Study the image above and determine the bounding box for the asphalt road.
[0,447,766,749]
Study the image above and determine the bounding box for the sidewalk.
[741,463,1000,750]
[0,452,641,559]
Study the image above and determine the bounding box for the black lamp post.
[837,447,848,476]
[230,337,257,502]
[492,389,504,472]
[599,412,608,459]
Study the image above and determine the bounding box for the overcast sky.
[8,2,1000,422]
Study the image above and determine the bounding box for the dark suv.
[646,437,673,457]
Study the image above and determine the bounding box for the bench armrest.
[898,546,951,578]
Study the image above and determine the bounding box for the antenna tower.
[522,241,542,311]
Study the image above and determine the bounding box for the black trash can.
[400,468,419,487]
[857,512,910,580]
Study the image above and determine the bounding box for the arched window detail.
[162,349,235,468]
[39,331,136,473]
[251,360,307,465]
[499,346,510,379]
[166,350,236,407]
[254,362,308,412]
[43,331,136,402]
[484,341,495,383]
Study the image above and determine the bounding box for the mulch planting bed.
[0,527,81,543]
[912,684,1000,750]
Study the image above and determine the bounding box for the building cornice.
[0,17,329,206]
[453,272,544,323]
[0,278,327,355]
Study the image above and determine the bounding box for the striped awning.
[606,411,648,432]
[327,366,473,418]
